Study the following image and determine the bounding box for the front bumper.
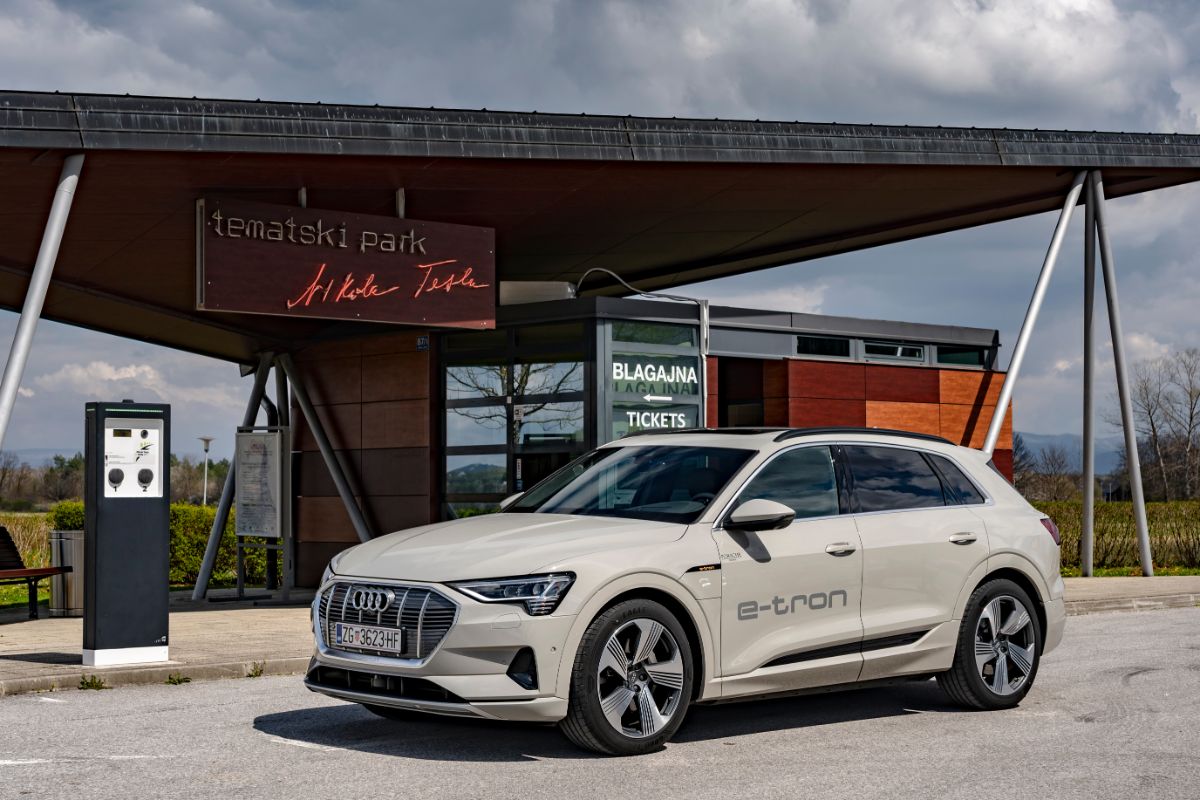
[1042,595,1067,655]
[306,578,574,723]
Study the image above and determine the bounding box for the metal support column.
[1091,173,1154,576]
[0,154,85,449]
[1081,173,1097,576]
[984,171,1088,456]
[278,354,373,544]
[192,353,274,600]
[274,360,294,600]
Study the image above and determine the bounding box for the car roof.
[614,426,968,453]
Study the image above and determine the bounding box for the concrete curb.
[1065,593,1200,617]
[0,656,310,698]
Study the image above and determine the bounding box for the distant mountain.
[1016,432,1124,475]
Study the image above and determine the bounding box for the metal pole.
[699,299,710,426]
[1092,172,1154,576]
[202,456,209,506]
[191,353,274,600]
[984,171,1087,456]
[1081,172,1097,577]
[278,353,373,544]
[275,361,293,600]
[0,154,85,449]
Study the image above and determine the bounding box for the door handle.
[949,532,978,545]
[825,542,857,557]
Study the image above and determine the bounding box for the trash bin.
[50,530,84,618]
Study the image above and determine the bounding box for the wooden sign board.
[196,198,495,328]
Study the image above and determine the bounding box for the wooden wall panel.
[788,397,867,427]
[293,329,434,587]
[788,361,866,400]
[991,448,1014,481]
[865,364,939,403]
[706,356,719,427]
[939,369,1002,406]
[941,403,1012,449]
[865,400,941,435]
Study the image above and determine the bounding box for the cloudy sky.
[1,0,1199,460]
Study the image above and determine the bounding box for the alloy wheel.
[596,618,685,738]
[973,594,1037,696]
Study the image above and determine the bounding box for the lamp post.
[198,436,215,505]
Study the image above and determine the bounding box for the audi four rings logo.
[349,587,395,612]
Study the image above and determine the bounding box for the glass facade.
[439,313,705,519]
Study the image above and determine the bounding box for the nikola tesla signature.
[285,260,489,310]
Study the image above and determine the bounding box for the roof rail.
[772,427,954,445]
[620,427,789,439]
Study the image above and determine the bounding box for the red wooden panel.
[362,399,430,448]
[865,401,941,436]
[788,398,867,427]
[865,364,940,403]
[294,403,362,451]
[362,351,431,402]
[763,360,787,398]
[295,496,361,543]
[941,404,1012,448]
[788,360,866,400]
[940,368,1004,406]
[764,397,789,426]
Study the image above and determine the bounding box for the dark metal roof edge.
[494,296,997,346]
[3,90,1200,166]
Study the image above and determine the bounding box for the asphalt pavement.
[2,606,1198,800]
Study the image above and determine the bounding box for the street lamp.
[198,436,215,505]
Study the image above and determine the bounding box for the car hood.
[332,513,687,583]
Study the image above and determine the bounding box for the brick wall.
[290,331,434,586]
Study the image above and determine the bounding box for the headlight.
[321,551,346,587]
[448,573,575,616]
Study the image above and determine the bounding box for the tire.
[361,703,428,722]
[938,578,1042,710]
[559,599,694,755]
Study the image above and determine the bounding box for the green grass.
[78,674,108,690]
[1060,565,1200,577]
[0,583,49,612]
[165,673,191,685]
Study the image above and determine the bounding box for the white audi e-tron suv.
[306,427,1065,755]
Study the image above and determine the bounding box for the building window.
[612,320,697,348]
[796,334,851,358]
[936,345,988,367]
[863,340,925,362]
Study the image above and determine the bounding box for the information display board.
[235,430,282,539]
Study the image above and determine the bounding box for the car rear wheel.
[559,599,694,755]
[938,578,1042,710]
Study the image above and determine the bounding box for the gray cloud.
[1,0,1199,453]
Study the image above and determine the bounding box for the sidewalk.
[1,578,1197,698]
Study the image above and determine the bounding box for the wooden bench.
[0,525,71,619]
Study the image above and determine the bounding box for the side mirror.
[726,499,795,531]
[498,492,525,510]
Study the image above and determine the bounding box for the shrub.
[1035,500,1200,570]
[50,500,85,531]
[45,500,267,586]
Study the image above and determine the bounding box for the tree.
[1011,433,1037,496]
[0,450,17,497]
[42,452,85,501]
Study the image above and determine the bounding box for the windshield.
[506,445,754,524]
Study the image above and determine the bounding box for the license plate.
[333,622,407,654]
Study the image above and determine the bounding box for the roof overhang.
[3,91,1199,362]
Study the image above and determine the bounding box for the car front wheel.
[938,578,1042,710]
[559,599,694,755]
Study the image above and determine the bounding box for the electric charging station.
[83,401,170,667]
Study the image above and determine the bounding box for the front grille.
[318,582,458,659]
[307,665,467,704]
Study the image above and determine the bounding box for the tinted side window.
[845,445,946,512]
[732,446,839,520]
[928,454,986,505]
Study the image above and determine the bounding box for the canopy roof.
[2,91,1200,362]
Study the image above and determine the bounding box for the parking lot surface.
[2,606,1198,800]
